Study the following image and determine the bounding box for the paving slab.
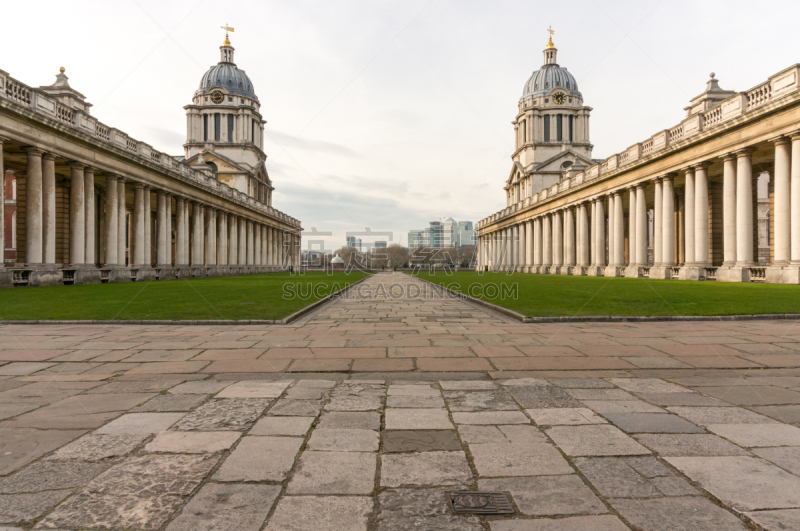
[325,395,383,411]
[666,456,800,511]
[0,490,71,524]
[607,378,687,394]
[527,408,607,425]
[440,380,497,390]
[443,390,520,411]
[308,428,380,452]
[383,430,461,452]
[166,483,281,531]
[565,389,635,400]
[381,451,471,487]
[752,405,800,424]
[706,423,800,447]
[288,451,377,494]
[638,392,727,406]
[214,380,292,398]
[546,425,651,456]
[581,400,664,414]
[174,399,270,431]
[489,515,629,531]
[469,442,573,476]
[753,447,800,475]
[265,496,372,531]
[457,425,509,444]
[3,393,154,429]
[317,411,380,430]
[696,386,800,406]
[505,385,583,408]
[377,488,482,531]
[47,433,150,461]
[667,406,778,425]
[386,395,445,408]
[547,378,616,389]
[95,412,186,434]
[250,416,315,436]
[168,380,231,394]
[452,411,529,425]
[388,385,440,396]
[0,461,108,494]
[498,424,549,443]
[479,475,607,516]
[385,409,453,430]
[634,433,749,457]
[144,431,240,453]
[269,399,324,416]
[0,428,86,474]
[575,456,695,498]
[744,508,800,531]
[602,413,705,434]
[609,497,748,531]
[131,394,208,412]
[214,436,302,481]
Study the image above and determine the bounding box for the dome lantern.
[544,26,557,65]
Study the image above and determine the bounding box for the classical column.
[613,192,624,266]
[525,220,534,270]
[192,202,204,266]
[117,179,127,266]
[175,197,186,266]
[564,207,575,268]
[246,220,254,265]
[104,175,119,266]
[143,187,152,267]
[662,174,675,267]
[0,140,4,271]
[261,225,268,266]
[229,215,238,266]
[266,226,273,267]
[552,210,563,271]
[534,217,543,270]
[238,217,247,266]
[207,208,217,266]
[636,184,647,267]
[519,221,527,271]
[595,198,606,268]
[695,163,710,267]
[653,178,663,266]
[218,211,228,266]
[132,184,146,266]
[69,163,86,265]
[24,148,44,265]
[722,154,737,266]
[165,194,172,266]
[254,222,261,266]
[85,168,96,266]
[542,215,552,269]
[156,191,169,266]
[504,227,511,269]
[578,202,589,267]
[42,154,56,264]
[736,149,754,266]
[608,196,615,266]
[792,134,800,266]
[684,168,696,264]
[773,138,791,264]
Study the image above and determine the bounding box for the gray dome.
[521,64,580,101]
[200,63,257,101]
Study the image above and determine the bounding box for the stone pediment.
[530,149,594,175]
[505,161,526,187]
[185,151,249,174]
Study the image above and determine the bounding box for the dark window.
[569,116,574,142]
[251,119,255,142]
[203,115,208,141]
[557,115,563,142]
[214,114,220,141]
[544,115,550,142]
[206,161,218,179]
[227,114,234,142]
[228,96,233,102]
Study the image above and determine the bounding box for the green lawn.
[413,271,800,317]
[0,272,370,321]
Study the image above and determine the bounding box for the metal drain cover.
[448,491,515,515]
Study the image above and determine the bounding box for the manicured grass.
[0,272,370,321]
[414,271,800,317]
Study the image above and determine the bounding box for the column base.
[0,268,12,288]
[586,266,604,277]
[678,265,706,281]
[65,265,102,285]
[604,266,622,277]
[766,265,800,284]
[623,266,645,279]
[205,266,222,277]
[571,266,587,276]
[549,265,562,274]
[174,266,192,279]
[649,266,672,280]
[155,266,176,280]
[539,266,551,274]
[131,266,156,282]
[101,266,131,283]
[190,266,207,278]
[716,265,750,283]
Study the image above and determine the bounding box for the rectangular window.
[544,115,550,142]
[214,114,220,141]
[251,119,255,142]
[557,114,563,142]
[203,115,208,141]
[227,114,234,142]
[569,116,574,142]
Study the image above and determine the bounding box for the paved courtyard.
[2,272,800,529]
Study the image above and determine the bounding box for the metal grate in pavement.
[447,491,515,515]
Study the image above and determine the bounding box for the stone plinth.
[604,266,622,278]
[679,265,706,281]
[624,266,644,278]
[71,265,101,285]
[174,266,192,279]
[766,266,800,284]
[155,266,176,280]
[649,266,672,280]
[25,267,62,287]
[571,266,587,276]
[190,267,207,278]
[586,267,604,277]
[716,266,750,283]
[102,267,131,283]
[133,267,157,282]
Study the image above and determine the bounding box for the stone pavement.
[2,272,800,529]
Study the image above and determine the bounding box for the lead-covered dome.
[521,64,580,101]
[200,62,257,101]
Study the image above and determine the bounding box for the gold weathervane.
[546,25,555,49]
[221,24,235,45]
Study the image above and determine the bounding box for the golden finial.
[59,66,65,73]
[221,24,234,46]
[546,26,555,49]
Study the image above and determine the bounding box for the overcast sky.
[6,0,798,252]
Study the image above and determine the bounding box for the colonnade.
[0,138,301,286]
[477,134,800,283]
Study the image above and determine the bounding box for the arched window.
[206,162,218,179]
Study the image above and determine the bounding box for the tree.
[457,245,476,267]
[386,244,408,269]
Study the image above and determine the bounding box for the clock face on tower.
[210,90,224,104]
[553,92,566,105]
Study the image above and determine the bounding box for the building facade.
[408,218,475,248]
[0,32,301,287]
[476,34,800,284]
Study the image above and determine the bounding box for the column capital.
[156,188,170,197]
[769,134,791,146]
[133,182,145,190]
[733,147,756,158]
[67,161,86,170]
[105,173,119,182]
[22,146,44,155]
[42,153,56,162]
[789,130,800,141]
[661,172,677,182]
[691,161,710,171]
